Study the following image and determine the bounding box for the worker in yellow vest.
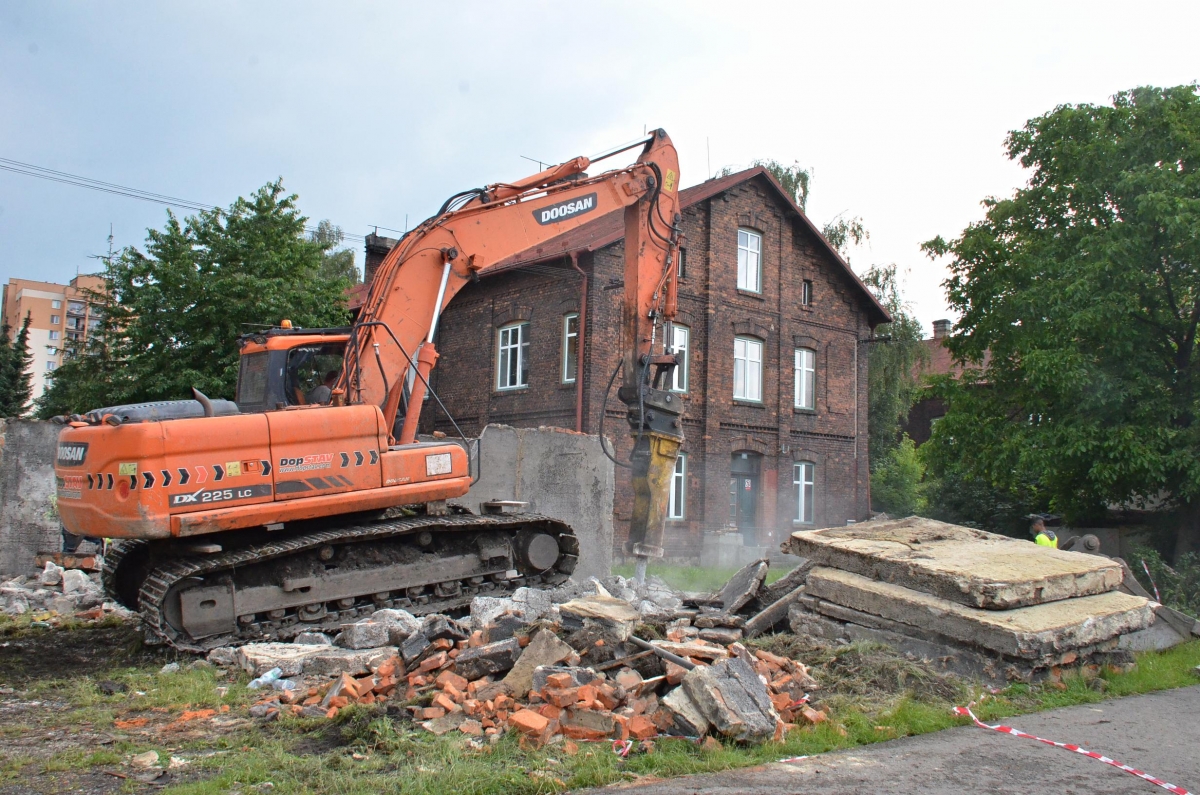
[1030,516,1058,548]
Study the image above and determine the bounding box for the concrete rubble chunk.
[371,608,422,643]
[61,569,94,595]
[236,641,397,677]
[744,584,807,639]
[699,627,743,644]
[485,613,530,644]
[650,640,730,661]
[335,620,390,650]
[661,684,711,737]
[423,711,467,736]
[293,631,332,646]
[805,566,1155,659]
[39,561,63,586]
[559,595,640,641]
[682,652,779,741]
[503,629,574,697]
[694,613,745,629]
[785,516,1124,609]
[421,614,470,642]
[469,596,522,631]
[401,632,431,665]
[753,558,814,608]
[713,559,769,613]
[453,637,522,680]
[512,587,554,621]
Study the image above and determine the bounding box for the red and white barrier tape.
[955,704,1192,795]
[1141,559,1163,603]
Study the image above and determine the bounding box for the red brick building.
[380,167,888,560]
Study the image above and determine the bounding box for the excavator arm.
[347,129,685,578]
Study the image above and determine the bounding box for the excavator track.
[107,513,577,653]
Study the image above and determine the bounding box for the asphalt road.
[578,685,1200,795]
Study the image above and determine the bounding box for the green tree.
[871,435,927,516]
[36,180,351,416]
[0,313,34,416]
[862,264,927,469]
[922,84,1200,558]
[310,219,360,285]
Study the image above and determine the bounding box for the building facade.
[397,168,888,559]
[0,275,106,406]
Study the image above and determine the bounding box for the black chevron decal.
[340,452,350,468]
[106,473,114,490]
[354,451,364,466]
[261,459,272,476]
[178,467,190,485]
[161,469,172,487]
[369,450,378,465]
[142,471,155,489]
[87,474,94,490]
[128,474,138,490]
[213,464,224,481]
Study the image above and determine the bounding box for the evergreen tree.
[0,320,13,414]
[9,313,33,415]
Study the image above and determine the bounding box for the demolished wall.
[452,424,614,581]
[0,420,60,577]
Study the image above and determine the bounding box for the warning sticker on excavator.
[664,169,676,192]
[225,461,242,477]
[118,463,137,476]
[426,453,452,476]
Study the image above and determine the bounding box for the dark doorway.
[730,452,761,546]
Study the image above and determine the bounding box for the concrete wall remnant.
[0,420,61,576]
[452,424,614,581]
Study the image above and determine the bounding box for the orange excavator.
[52,130,685,651]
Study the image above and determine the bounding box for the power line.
[0,156,367,244]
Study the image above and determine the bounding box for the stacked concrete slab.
[784,516,1160,680]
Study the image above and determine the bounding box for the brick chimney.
[932,319,951,339]
[364,233,399,286]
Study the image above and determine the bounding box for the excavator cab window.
[285,344,345,405]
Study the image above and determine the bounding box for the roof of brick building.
[489,166,890,325]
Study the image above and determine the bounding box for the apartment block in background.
[1,275,106,406]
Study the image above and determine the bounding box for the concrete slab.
[784,516,1123,609]
[805,567,1153,659]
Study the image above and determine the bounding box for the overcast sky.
[2,1,1197,334]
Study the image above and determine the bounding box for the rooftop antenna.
[707,137,711,179]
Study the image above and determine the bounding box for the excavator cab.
[233,327,350,413]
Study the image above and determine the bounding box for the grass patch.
[611,563,790,593]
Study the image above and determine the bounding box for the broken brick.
[436,670,469,692]
[510,708,550,735]
[628,715,657,740]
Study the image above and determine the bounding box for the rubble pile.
[0,560,131,621]
[783,516,1182,681]
[219,568,826,745]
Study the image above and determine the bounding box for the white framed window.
[48,330,60,341]
[51,299,62,309]
[496,322,529,390]
[794,461,815,523]
[668,454,687,520]
[46,360,57,371]
[737,229,762,292]
[802,280,813,306]
[46,346,57,356]
[669,323,689,393]
[733,336,763,402]
[561,313,578,384]
[50,314,60,325]
[677,247,687,280]
[794,348,815,410]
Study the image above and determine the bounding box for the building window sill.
[793,407,816,415]
[733,399,766,408]
[559,381,577,389]
[793,520,815,527]
[736,289,765,300]
[493,387,529,396]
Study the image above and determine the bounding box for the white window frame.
[46,360,57,371]
[801,280,813,306]
[794,348,815,410]
[48,330,60,341]
[733,336,763,402]
[50,314,60,325]
[669,323,689,393]
[794,461,815,524]
[737,228,762,293]
[51,299,62,309]
[496,322,529,390]
[668,453,687,520]
[561,313,579,384]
